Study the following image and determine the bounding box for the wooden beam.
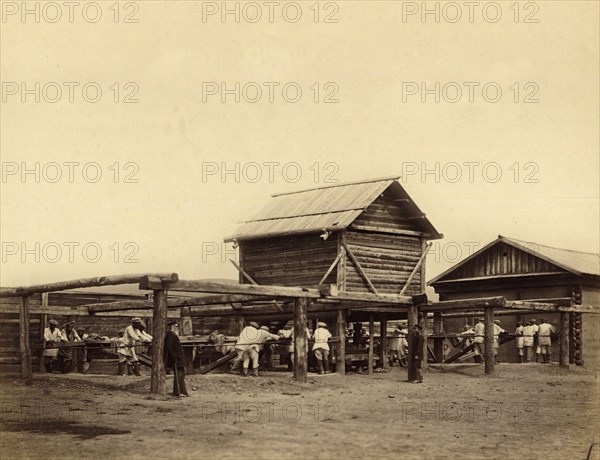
[399,243,432,296]
[433,312,443,363]
[368,314,374,374]
[380,315,388,369]
[150,290,168,395]
[229,259,258,285]
[336,309,346,375]
[350,224,429,238]
[294,297,309,383]
[484,307,495,375]
[559,312,569,368]
[407,305,418,381]
[199,350,237,375]
[420,296,506,312]
[318,247,345,286]
[342,242,379,295]
[1,273,179,298]
[19,296,32,384]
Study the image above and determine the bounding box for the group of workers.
[458,317,557,363]
[42,319,85,373]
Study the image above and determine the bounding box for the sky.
[1,0,598,289]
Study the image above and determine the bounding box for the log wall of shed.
[240,234,339,287]
[344,231,423,295]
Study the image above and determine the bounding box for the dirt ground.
[1,363,599,460]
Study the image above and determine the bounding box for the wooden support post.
[433,312,443,363]
[380,315,388,369]
[40,293,48,373]
[180,306,194,374]
[336,309,346,375]
[150,289,168,394]
[419,311,428,370]
[293,297,308,383]
[559,312,569,368]
[19,296,32,384]
[484,307,495,375]
[407,305,418,381]
[368,314,374,374]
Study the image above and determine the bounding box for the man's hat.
[168,320,178,327]
[132,317,142,323]
[48,319,59,326]
[541,318,548,323]
[530,319,537,323]
[477,318,484,322]
[317,322,327,328]
[64,320,75,326]
[494,320,501,325]
[414,324,423,329]
[260,325,270,331]
[250,321,259,329]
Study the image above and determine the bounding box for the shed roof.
[225,176,442,242]
[429,235,600,285]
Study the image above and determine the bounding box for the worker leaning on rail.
[59,321,82,374]
[493,320,506,364]
[118,317,152,376]
[537,318,556,363]
[472,318,485,363]
[235,322,279,377]
[515,322,525,363]
[530,319,541,362]
[313,322,332,374]
[42,319,64,373]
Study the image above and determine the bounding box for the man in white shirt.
[523,321,535,362]
[473,318,485,363]
[313,322,332,374]
[42,319,64,372]
[493,320,506,364]
[236,322,278,376]
[119,317,152,376]
[531,319,541,362]
[537,318,556,363]
[515,322,525,363]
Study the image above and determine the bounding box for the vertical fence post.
[19,295,32,384]
[293,297,308,383]
[150,289,168,394]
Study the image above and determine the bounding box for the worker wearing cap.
[42,319,64,372]
[523,321,535,362]
[119,317,151,376]
[235,322,263,376]
[493,320,505,364]
[278,323,310,372]
[59,321,82,373]
[387,326,403,367]
[313,322,332,374]
[537,318,556,363]
[164,321,188,397]
[515,322,525,363]
[472,318,485,363]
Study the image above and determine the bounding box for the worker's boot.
[519,355,524,363]
[117,361,127,376]
[545,353,550,363]
[317,361,324,375]
[323,359,330,374]
[242,368,248,377]
[251,368,259,377]
[536,353,541,363]
[132,361,142,376]
[127,364,133,375]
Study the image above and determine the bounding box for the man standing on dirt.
[59,320,82,373]
[408,324,424,383]
[313,322,332,374]
[164,321,189,397]
[120,318,152,376]
[493,320,506,364]
[515,322,525,363]
[531,319,541,362]
[537,318,556,363]
[523,321,535,362]
[42,319,64,373]
[236,321,262,377]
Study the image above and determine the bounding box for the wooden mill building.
[225,176,443,316]
[429,236,600,367]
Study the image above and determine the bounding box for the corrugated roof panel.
[503,237,600,276]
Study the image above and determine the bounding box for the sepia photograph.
[1,1,599,459]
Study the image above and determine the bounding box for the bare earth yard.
[1,364,599,460]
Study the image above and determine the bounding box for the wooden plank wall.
[344,231,423,295]
[443,242,563,280]
[241,234,339,287]
[352,193,422,233]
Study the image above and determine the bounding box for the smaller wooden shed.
[429,236,600,366]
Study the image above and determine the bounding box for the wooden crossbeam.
[318,247,345,285]
[399,243,432,296]
[229,259,258,285]
[342,242,379,294]
[421,296,506,312]
[0,273,178,298]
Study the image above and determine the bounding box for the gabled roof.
[225,176,442,242]
[429,235,600,285]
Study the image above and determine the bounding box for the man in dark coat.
[164,321,188,397]
[408,324,425,383]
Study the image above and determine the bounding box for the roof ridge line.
[271,175,400,197]
[499,235,600,257]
